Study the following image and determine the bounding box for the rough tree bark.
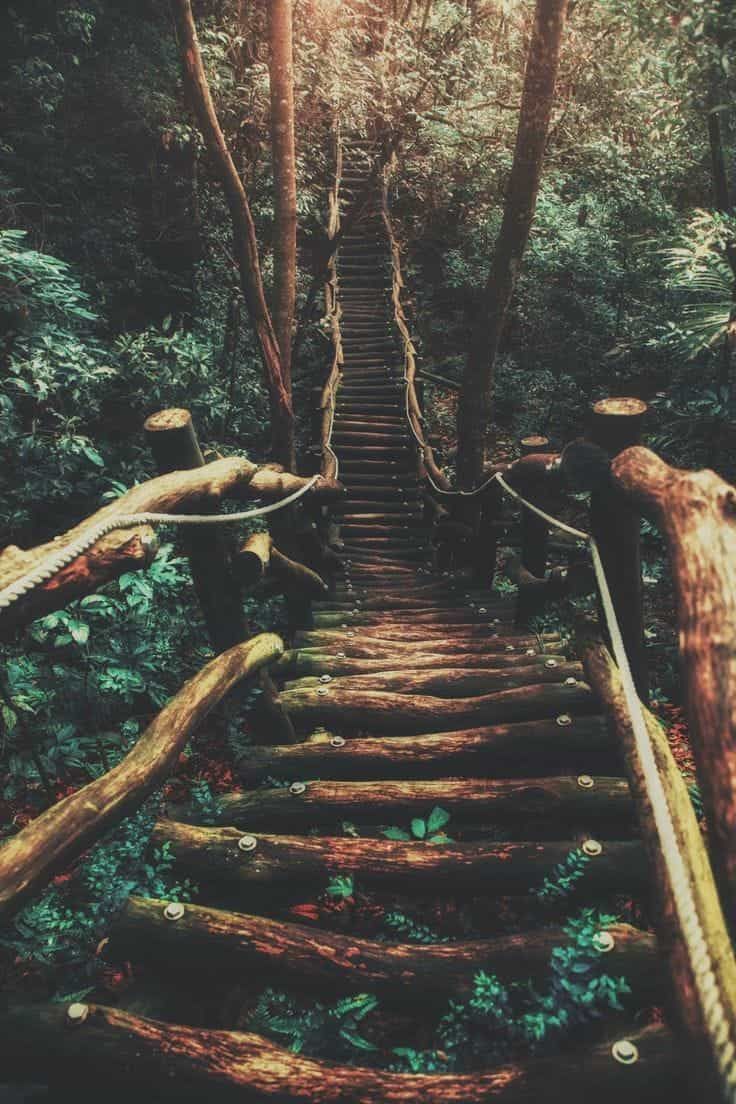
[170,0,294,469]
[457,0,569,486]
[267,0,298,393]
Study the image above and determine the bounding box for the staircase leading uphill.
[2,138,680,1102]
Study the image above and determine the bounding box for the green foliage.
[381,910,449,945]
[382,805,452,842]
[0,800,195,986]
[532,848,590,905]
[326,874,355,900]
[248,988,379,1058]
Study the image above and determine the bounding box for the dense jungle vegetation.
[0,0,734,1088]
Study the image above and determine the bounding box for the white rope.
[493,472,736,1102]
[0,476,319,612]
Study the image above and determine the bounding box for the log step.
[215,776,633,831]
[111,896,660,1002]
[235,716,616,783]
[154,820,648,895]
[278,682,598,735]
[0,1003,678,1104]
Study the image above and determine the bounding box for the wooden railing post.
[519,435,550,579]
[590,397,648,700]
[144,408,246,653]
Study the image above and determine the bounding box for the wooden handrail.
[581,629,736,1101]
[381,157,453,493]
[0,633,284,921]
[611,445,736,928]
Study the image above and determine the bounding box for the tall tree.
[267,0,298,392]
[171,0,295,470]
[456,0,569,487]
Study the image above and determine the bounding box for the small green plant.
[326,874,355,900]
[382,806,452,842]
[381,909,449,945]
[248,988,379,1057]
[532,847,589,904]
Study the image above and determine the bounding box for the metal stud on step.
[290,782,307,796]
[163,901,185,922]
[582,838,603,857]
[238,834,258,853]
[330,735,346,748]
[593,931,615,953]
[478,607,487,614]
[318,686,328,696]
[556,714,572,727]
[577,774,595,789]
[67,1002,89,1026]
[336,651,346,658]
[545,659,558,668]
[564,676,577,686]
[611,1039,639,1065]
[526,648,536,656]
[506,644,515,652]
[320,675,332,683]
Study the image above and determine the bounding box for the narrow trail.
[2,139,682,1102]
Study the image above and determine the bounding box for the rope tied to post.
[494,470,736,1104]
[0,476,320,613]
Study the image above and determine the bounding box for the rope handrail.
[493,470,736,1104]
[0,476,319,612]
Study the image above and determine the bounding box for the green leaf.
[70,623,89,645]
[382,826,411,840]
[411,818,427,839]
[427,806,451,833]
[1,705,17,733]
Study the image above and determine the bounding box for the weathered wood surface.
[583,632,736,1100]
[613,444,736,924]
[284,661,584,697]
[0,1004,679,1104]
[590,398,648,698]
[233,532,328,597]
[0,457,340,629]
[154,820,648,893]
[112,896,661,1001]
[279,681,596,735]
[235,716,615,784]
[216,776,632,830]
[0,634,283,921]
[276,650,570,677]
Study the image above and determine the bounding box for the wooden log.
[154,820,648,894]
[0,457,257,632]
[294,626,561,646]
[232,533,328,599]
[146,408,247,652]
[0,1004,679,1104]
[111,895,661,1002]
[291,638,567,659]
[311,608,514,628]
[279,681,595,735]
[590,397,648,699]
[613,445,736,925]
[233,531,272,586]
[518,435,551,582]
[216,775,633,830]
[284,661,584,697]
[582,633,736,1102]
[0,634,283,921]
[275,651,568,677]
[235,716,615,784]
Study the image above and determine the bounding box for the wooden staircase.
[2,137,682,1101]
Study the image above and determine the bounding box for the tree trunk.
[170,0,295,469]
[457,0,568,486]
[266,0,298,388]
